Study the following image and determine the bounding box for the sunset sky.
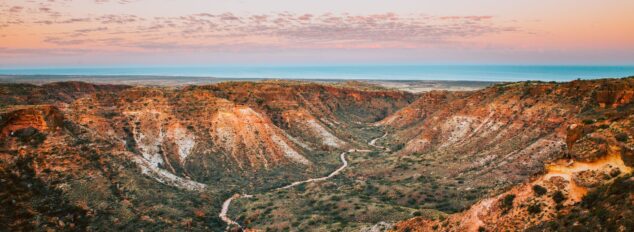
[1,0,633,67]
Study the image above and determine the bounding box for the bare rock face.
[2,77,634,231]
[209,105,310,168]
[0,105,65,150]
[594,83,634,108]
[376,91,468,129]
[391,77,634,232]
[0,80,416,230]
[0,105,64,137]
[565,123,595,150]
[572,169,611,188]
[543,175,568,191]
[393,153,632,232]
[569,135,609,162]
[281,109,346,149]
[360,221,394,232]
[1,81,413,190]
[622,146,634,167]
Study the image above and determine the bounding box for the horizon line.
[2,64,634,70]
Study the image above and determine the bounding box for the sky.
[1,0,633,67]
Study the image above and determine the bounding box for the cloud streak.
[19,11,515,51]
[0,0,632,66]
[0,0,523,55]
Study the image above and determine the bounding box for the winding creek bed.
[218,132,389,230]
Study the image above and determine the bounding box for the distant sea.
[1,65,634,82]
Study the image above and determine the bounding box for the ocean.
[1,65,633,82]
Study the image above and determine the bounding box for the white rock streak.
[306,119,346,148]
[125,110,204,191]
[170,127,196,163]
[270,133,311,165]
[131,155,207,191]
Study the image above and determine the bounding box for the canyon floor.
[1,77,633,231]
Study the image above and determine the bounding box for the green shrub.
[552,191,566,204]
[296,183,306,192]
[527,203,542,214]
[393,143,405,151]
[533,184,547,196]
[501,194,515,212]
[582,189,601,207]
[13,127,47,147]
[407,198,417,206]
[547,221,559,230]
[615,133,628,142]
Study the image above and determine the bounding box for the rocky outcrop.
[593,81,634,108]
[390,77,634,231]
[281,109,347,149]
[1,81,412,192]
[0,105,64,138]
[198,81,415,125]
[0,80,414,231]
[3,77,634,231]
[210,105,311,168]
[0,105,65,149]
[377,91,469,129]
[393,151,633,232]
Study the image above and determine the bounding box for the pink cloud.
[17,10,516,53]
[441,15,493,21]
[298,14,313,21]
[97,14,140,24]
[9,6,24,13]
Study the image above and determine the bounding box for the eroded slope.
[0,81,411,231]
[390,77,634,231]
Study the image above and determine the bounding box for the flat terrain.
[0,75,497,92]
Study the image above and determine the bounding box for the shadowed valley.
[1,78,633,231]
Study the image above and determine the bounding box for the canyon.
[1,77,633,231]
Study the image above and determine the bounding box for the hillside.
[1,77,633,231]
[388,78,634,231]
[0,80,413,231]
[226,78,634,231]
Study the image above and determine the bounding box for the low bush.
[615,133,629,142]
[527,203,542,214]
[582,119,595,124]
[13,127,47,147]
[501,194,515,212]
[532,184,547,196]
[552,191,566,204]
